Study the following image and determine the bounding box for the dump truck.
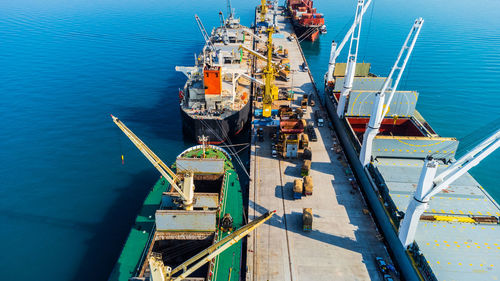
[303,208,312,232]
[303,175,313,195]
[293,179,303,200]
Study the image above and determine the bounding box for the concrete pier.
[246,7,393,281]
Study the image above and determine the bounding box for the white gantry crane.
[336,0,370,118]
[325,0,372,85]
[359,18,424,166]
[398,129,500,247]
[111,115,195,210]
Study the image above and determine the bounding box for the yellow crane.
[239,27,280,117]
[111,114,195,210]
[259,0,267,23]
[149,210,276,281]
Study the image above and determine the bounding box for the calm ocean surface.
[0,0,499,280]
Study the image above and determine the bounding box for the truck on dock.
[302,208,313,231]
[314,110,324,127]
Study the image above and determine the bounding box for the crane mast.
[336,0,366,118]
[398,128,500,247]
[325,0,372,85]
[111,115,195,210]
[149,211,276,281]
[262,27,277,117]
[359,18,424,166]
[260,0,268,23]
[240,28,278,118]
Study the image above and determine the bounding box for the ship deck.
[374,157,500,280]
[109,148,245,281]
[246,8,394,281]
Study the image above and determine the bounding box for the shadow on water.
[117,75,189,144]
[70,169,158,281]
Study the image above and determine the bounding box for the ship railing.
[134,224,157,277]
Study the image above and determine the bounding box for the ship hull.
[109,146,245,281]
[322,89,431,280]
[181,100,251,144]
[293,24,320,41]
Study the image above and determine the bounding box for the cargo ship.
[108,115,246,281]
[286,0,325,41]
[322,4,500,280]
[177,9,254,144]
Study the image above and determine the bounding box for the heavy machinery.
[111,115,195,210]
[149,210,276,281]
[239,27,282,117]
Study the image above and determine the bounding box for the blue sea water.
[0,0,498,280]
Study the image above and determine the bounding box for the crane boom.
[359,18,424,166]
[111,115,194,207]
[398,129,500,247]
[336,0,367,118]
[194,15,214,51]
[149,210,276,281]
[325,0,372,83]
[243,28,266,43]
[239,44,268,62]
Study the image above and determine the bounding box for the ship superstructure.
[323,5,500,280]
[177,9,255,144]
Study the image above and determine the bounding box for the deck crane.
[239,27,279,117]
[336,0,369,118]
[359,18,424,166]
[111,115,195,211]
[194,15,215,51]
[325,0,372,87]
[398,129,500,247]
[149,210,276,281]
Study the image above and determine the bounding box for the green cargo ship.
[108,115,245,281]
